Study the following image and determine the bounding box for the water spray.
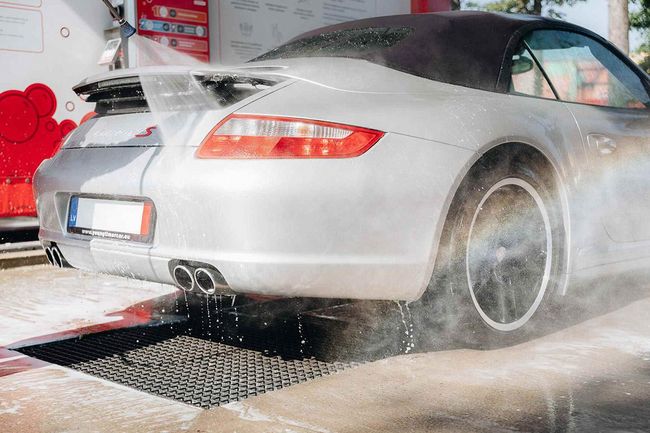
[100,0,136,39]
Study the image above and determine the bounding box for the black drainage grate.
[18,324,353,408]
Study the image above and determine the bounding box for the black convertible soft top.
[253,11,607,93]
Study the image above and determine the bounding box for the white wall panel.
[1,0,112,122]
[211,0,410,64]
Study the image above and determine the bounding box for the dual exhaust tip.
[172,264,230,295]
[44,245,69,268]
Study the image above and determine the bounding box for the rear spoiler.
[74,68,285,115]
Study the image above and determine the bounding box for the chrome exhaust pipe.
[51,247,63,268]
[44,247,54,266]
[194,268,231,295]
[194,268,217,295]
[173,265,195,292]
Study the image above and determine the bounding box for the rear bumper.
[37,233,427,299]
[35,133,473,300]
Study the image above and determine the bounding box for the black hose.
[100,0,122,21]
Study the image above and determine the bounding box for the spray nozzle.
[100,0,136,39]
[119,19,136,39]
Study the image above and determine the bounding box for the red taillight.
[196,114,384,159]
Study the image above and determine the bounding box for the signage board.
[136,0,210,62]
[214,0,404,64]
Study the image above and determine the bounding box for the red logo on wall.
[0,83,77,218]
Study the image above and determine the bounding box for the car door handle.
[587,133,617,155]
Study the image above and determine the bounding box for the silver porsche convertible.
[35,11,650,336]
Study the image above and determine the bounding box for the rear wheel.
[465,177,552,332]
[422,146,565,345]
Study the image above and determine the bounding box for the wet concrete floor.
[1,265,650,432]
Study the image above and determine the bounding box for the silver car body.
[35,14,650,301]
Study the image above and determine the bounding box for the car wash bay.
[2,265,650,432]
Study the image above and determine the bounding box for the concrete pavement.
[1,265,650,432]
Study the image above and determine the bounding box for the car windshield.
[251,26,413,62]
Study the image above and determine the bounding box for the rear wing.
[74,69,284,115]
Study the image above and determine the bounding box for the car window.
[509,46,557,100]
[523,30,650,109]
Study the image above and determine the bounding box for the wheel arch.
[417,140,573,301]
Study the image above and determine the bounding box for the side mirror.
[512,56,534,75]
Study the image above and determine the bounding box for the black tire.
[419,146,565,347]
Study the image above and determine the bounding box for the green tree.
[451,0,481,10]
[630,0,650,30]
[630,0,650,72]
[482,0,586,18]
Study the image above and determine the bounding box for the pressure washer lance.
[100,0,136,39]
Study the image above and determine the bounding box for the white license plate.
[67,196,155,242]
